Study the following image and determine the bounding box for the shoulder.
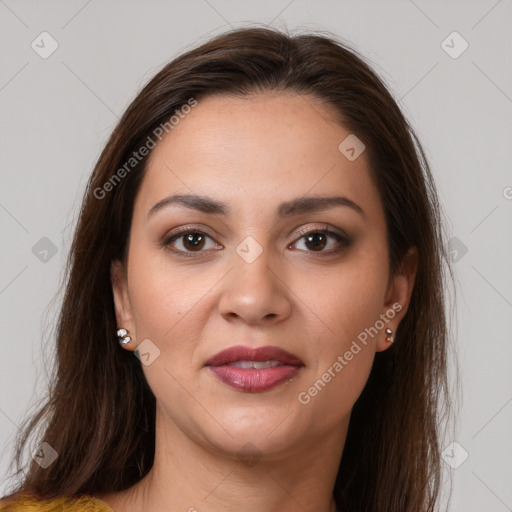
[0,493,115,511]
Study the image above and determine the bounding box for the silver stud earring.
[117,328,132,346]
[385,328,394,344]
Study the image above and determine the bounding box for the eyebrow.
[147,193,366,219]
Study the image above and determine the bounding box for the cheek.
[294,275,381,424]
[297,346,374,431]
[126,243,206,359]
[293,249,388,348]
[291,251,387,413]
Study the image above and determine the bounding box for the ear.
[376,247,418,352]
[111,259,136,351]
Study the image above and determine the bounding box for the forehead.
[135,92,383,221]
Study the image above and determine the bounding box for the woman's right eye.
[162,230,222,257]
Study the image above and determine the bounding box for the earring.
[117,328,132,346]
[385,328,394,344]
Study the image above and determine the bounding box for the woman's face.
[111,91,416,459]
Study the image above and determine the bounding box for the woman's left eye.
[162,226,350,257]
[290,228,350,255]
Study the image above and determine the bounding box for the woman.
[0,26,454,511]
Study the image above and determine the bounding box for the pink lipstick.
[204,345,303,392]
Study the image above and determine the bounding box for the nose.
[217,243,292,326]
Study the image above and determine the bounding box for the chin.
[200,406,305,457]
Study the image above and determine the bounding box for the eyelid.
[162,224,221,244]
[292,223,348,241]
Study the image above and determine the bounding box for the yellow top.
[0,494,115,511]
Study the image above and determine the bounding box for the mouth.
[204,345,304,393]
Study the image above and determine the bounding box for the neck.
[101,404,347,512]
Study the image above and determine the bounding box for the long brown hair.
[3,26,455,511]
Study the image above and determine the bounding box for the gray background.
[1,1,511,510]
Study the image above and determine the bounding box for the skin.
[98,92,418,512]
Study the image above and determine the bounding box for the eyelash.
[161,225,350,258]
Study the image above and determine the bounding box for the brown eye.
[181,232,206,251]
[163,229,220,256]
[303,232,328,251]
[291,228,350,255]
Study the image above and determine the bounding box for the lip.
[205,345,304,393]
